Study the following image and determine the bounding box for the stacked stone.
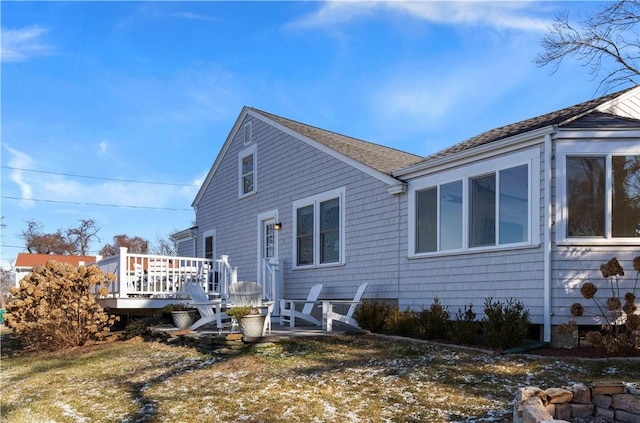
[197,333,246,354]
[514,382,640,423]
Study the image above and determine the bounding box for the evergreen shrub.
[482,297,531,350]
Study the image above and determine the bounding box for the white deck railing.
[91,247,237,299]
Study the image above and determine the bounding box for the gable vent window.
[238,144,257,198]
[243,122,252,145]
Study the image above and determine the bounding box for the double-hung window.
[293,187,345,267]
[238,144,257,198]
[410,149,539,256]
[557,141,640,243]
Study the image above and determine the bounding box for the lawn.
[2,333,639,423]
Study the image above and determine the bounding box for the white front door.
[257,212,280,304]
[262,218,276,268]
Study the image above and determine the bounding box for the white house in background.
[15,253,98,285]
[178,85,640,342]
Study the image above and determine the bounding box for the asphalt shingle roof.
[424,86,640,162]
[250,108,423,176]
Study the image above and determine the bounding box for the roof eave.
[251,110,408,189]
[192,107,252,208]
[394,125,556,179]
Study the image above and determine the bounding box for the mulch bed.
[526,345,640,359]
[430,336,640,359]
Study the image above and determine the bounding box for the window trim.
[556,141,640,245]
[408,148,540,258]
[292,187,346,269]
[238,144,257,198]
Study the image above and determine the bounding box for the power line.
[2,196,193,211]
[1,165,200,187]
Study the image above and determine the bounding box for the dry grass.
[2,333,639,422]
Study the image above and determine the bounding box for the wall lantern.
[274,222,282,231]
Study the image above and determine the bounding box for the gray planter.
[238,314,267,338]
[171,310,198,329]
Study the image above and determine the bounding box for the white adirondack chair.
[280,284,323,327]
[185,282,229,331]
[228,281,273,335]
[228,281,263,307]
[323,283,369,331]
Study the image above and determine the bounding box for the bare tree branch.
[536,0,640,92]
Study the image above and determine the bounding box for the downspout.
[543,134,553,343]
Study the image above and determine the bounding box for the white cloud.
[1,25,53,63]
[172,12,218,23]
[4,145,35,207]
[366,37,537,151]
[98,141,108,155]
[290,1,551,32]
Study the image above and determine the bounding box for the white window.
[409,149,540,256]
[238,145,257,198]
[557,141,640,243]
[293,187,345,268]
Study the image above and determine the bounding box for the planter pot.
[171,310,198,329]
[238,314,267,338]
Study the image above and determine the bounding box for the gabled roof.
[249,108,422,175]
[15,253,97,268]
[423,85,640,162]
[193,107,423,207]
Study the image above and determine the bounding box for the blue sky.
[0,1,620,268]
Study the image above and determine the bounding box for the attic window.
[238,144,257,198]
[243,122,252,145]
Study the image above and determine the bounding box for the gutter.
[543,134,553,343]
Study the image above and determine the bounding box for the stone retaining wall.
[514,382,640,423]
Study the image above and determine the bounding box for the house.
[15,253,98,285]
[179,86,640,343]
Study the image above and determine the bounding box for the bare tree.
[151,233,178,256]
[66,219,100,255]
[20,219,101,255]
[20,220,75,254]
[100,234,149,256]
[536,0,640,92]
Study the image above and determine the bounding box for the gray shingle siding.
[186,86,640,333]
[195,113,406,302]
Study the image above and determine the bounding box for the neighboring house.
[181,85,640,341]
[15,253,98,285]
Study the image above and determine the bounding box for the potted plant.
[226,306,266,338]
[162,303,199,329]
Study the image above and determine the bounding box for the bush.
[416,298,450,340]
[451,304,480,345]
[5,261,118,351]
[568,256,639,355]
[124,317,158,339]
[385,305,417,337]
[482,297,531,351]
[353,299,392,333]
